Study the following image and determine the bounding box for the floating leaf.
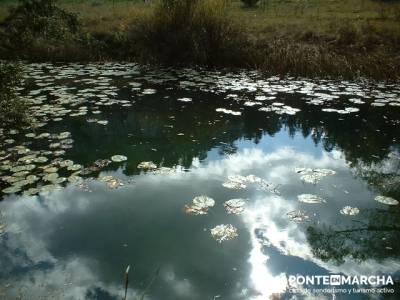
[210,224,238,243]
[44,167,58,173]
[97,120,109,125]
[111,155,128,162]
[67,164,82,171]
[224,199,246,215]
[2,185,21,194]
[184,195,215,215]
[40,184,62,193]
[34,156,48,163]
[298,194,326,204]
[296,168,336,184]
[340,206,360,215]
[375,196,399,205]
[23,188,39,196]
[59,160,74,168]
[287,210,311,223]
[177,97,192,103]
[43,173,59,182]
[94,159,111,168]
[99,175,125,189]
[137,161,157,170]
[222,181,246,190]
[68,175,83,184]
[215,108,241,116]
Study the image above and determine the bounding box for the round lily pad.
[111,155,128,162]
[2,185,21,194]
[375,195,399,205]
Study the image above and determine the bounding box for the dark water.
[0,63,399,299]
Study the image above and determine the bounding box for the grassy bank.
[0,0,399,80]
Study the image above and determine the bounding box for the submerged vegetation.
[0,0,399,79]
[0,63,29,128]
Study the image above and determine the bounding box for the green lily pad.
[298,194,326,204]
[43,173,59,182]
[375,196,399,205]
[111,155,128,163]
[59,160,74,168]
[2,185,21,194]
[137,161,157,170]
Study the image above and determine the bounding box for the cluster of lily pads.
[291,168,399,220]
[184,195,244,243]
[222,174,279,194]
[186,167,399,231]
[15,62,400,132]
[0,139,130,195]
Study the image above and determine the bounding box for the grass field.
[1,0,398,34]
[0,0,399,79]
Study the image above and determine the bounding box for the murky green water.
[0,63,399,299]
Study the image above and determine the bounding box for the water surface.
[0,63,399,299]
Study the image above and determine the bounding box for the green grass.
[1,0,399,35]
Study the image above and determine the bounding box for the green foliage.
[0,0,85,59]
[0,63,30,128]
[129,0,248,66]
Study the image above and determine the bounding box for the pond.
[0,63,399,300]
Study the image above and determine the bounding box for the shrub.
[129,0,248,66]
[0,0,87,60]
[0,63,30,128]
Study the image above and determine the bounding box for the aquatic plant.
[210,224,238,243]
[185,195,215,215]
[0,63,30,128]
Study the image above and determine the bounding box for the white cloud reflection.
[0,147,398,300]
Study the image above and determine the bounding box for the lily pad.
[185,195,215,215]
[59,160,74,168]
[222,181,246,190]
[340,206,360,215]
[375,196,399,205]
[44,167,58,173]
[43,173,59,182]
[2,185,22,193]
[224,199,246,215]
[111,155,128,163]
[295,168,336,184]
[210,224,238,243]
[68,175,84,184]
[34,156,48,163]
[137,161,157,170]
[67,164,82,171]
[287,210,311,223]
[298,194,326,204]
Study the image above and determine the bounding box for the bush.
[0,0,87,60]
[241,0,259,7]
[0,63,30,128]
[129,0,249,66]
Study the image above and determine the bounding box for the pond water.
[0,63,400,300]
